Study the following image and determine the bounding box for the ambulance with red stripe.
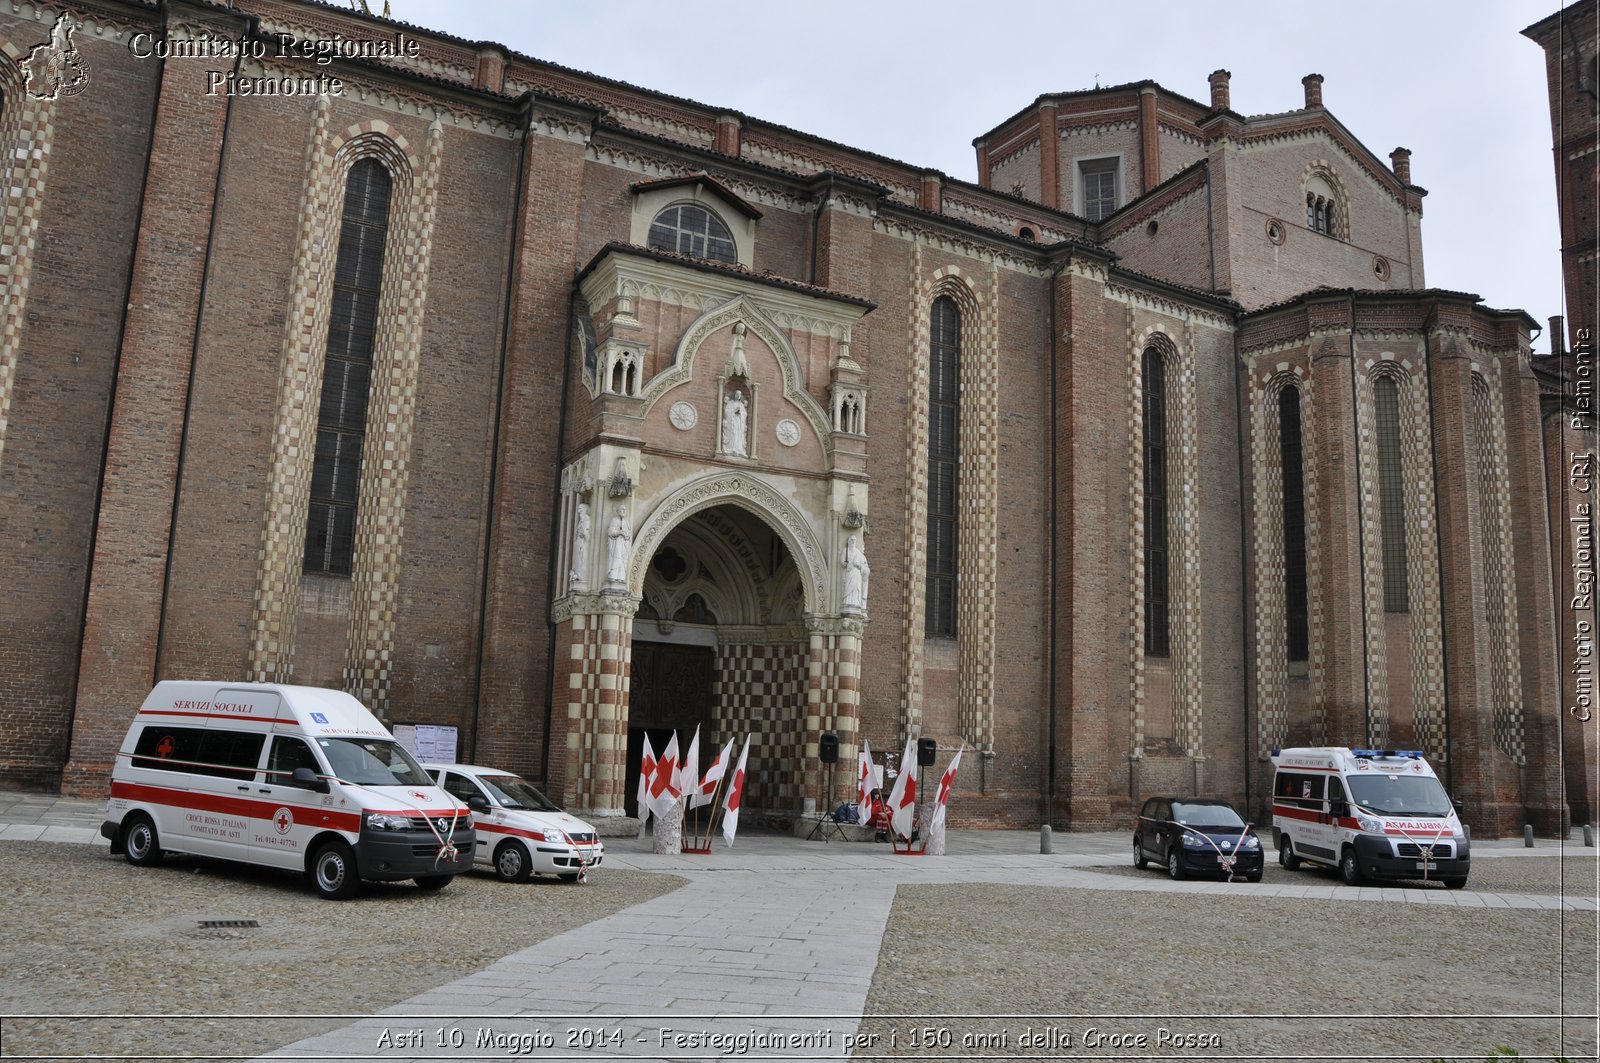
[101,682,474,899]
[1271,747,1470,889]
[424,763,603,883]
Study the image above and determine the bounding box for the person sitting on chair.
[869,788,892,842]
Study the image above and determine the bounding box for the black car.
[1134,797,1264,881]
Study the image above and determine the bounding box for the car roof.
[419,763,523,776]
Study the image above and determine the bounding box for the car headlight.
[1182,832,1207,848]
[544,829,570,846]
[1357,816,1384,833]
[366,813,407,831]
[1241,836,1261,850]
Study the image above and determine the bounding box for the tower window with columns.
[305,159,392,576]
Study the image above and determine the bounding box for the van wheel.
[1133,840,1148,870]
[1442,876,1468,890]
[1166,850,1185,880]
[494,841,533,883]
[1279,838,1301,870]
[310,840,359,900]
[413,875,451,891]
[123,814,164,867]
[1339,847,1364,886]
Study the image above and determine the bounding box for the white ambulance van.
[1271,747,1469,888]
[100,681,474,899]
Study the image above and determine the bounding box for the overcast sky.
[396,0,1575,346]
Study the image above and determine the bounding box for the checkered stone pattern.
[714,639,807,811]
[562,607,635,813]
[897,243,929,740]
[343,120,444,714]
[247,109,423,688]
[0,59,53,471]
[249,98,340,681]
[1472,370,1526,765]
[1126,323,1205,756]
[1355,359,1446,755]
[805,621,863,808]
[896,257,1001,751]
[1248,365,1326,758]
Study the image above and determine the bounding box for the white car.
[423,763,603,883]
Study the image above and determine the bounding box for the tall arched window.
[305,158,392,576]
[1374,376,1409,612]
[926,297,960,637]
[1142,346,1169,657]
[1279,387,1309,662]
[647,203,736,264]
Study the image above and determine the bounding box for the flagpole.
[701,766,732,846]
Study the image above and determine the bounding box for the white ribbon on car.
[1388,821,1451,882]
[338,777,468,870]
[1169,820,1255,882]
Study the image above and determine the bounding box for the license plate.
[1415,861,1437,870]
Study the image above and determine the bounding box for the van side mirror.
[292,767,328,793]
[1329,799,1348,818]
[468,795,490,814]
[1452,799,1465,815]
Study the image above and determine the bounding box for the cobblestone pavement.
[0,793,1594,1062]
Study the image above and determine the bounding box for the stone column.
[553,594,637,818]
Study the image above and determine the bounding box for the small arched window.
[647,203,737,264]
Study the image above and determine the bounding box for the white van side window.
[132,726,262,781]
[267,736,321,787]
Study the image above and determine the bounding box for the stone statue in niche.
[606,504,631,587]
[726,321,750,379]
[841,534,870,613]
[723,389,749,457]
[569,501,590,591]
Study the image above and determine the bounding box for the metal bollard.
[1524,824,1534,848]
[1584,824,1595,848]
[1040,824,1053,854]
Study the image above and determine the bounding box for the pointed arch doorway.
[624,503,810,819]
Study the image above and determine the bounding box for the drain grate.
[197,919,259,929]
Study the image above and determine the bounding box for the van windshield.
[1347,773,1453,817]
[480,775,562,813]
[318,738,433,787]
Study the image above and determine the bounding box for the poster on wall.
[392,724,458,763]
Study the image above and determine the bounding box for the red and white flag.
[679,725,701,807]
[721,734,753,847]
[887,736,918,840]
[693,738,733,809]
[931,744,965,831]
[637,733,658,824]
[855,740,874,824]
[645,730,682,822]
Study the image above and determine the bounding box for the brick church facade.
[0,0,1587,835]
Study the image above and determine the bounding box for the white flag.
[679,725,701,807]
[693,738,734,809]
[644,730,683,822]
[887,737,918,840]
[930,744,965,831]
[721,734,753,847]
[855,740,874,824]
[636,732,658,825]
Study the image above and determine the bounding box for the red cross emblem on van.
[156,736,175,758]
[273,808,293,835]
